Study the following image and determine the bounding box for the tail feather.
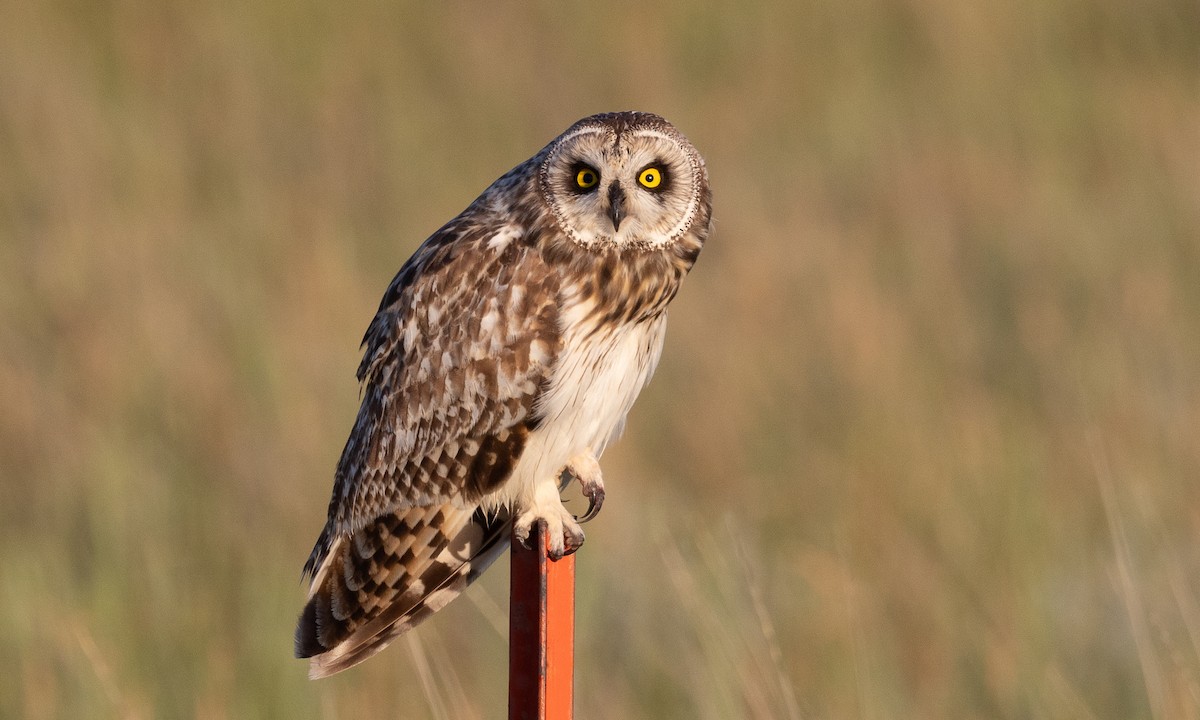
[295,502,511,678]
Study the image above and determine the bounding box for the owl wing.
[325,218,559,546]
[296,217,561,676]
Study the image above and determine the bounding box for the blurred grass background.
[1,0,1198,717]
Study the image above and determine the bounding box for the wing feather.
[296,503,512,677]
[303,218,560,575]
[296,209,561,673]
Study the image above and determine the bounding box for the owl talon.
[567,453,605,524]
[575,485,605,524]
[513,518,537,550]
[514,495,585,559]
[560,520,586,558]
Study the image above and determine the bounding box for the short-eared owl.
[296,111,712,677]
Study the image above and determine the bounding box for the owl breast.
[483,286,668,510]
[539,295,668,453]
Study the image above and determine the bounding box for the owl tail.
[295,502,511,679]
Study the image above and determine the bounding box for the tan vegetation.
[2,0,1198,717]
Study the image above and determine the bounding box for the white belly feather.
[487,297,668,510]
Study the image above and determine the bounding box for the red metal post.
[509,523,575,720]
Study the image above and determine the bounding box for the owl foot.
[513,489,585,560]
[566,453,605,523]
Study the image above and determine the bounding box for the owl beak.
[606,182,626,231]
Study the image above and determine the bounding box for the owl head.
[538,112,709,251]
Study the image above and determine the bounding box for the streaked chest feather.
[539,302,667,454]
[488,294,668,506]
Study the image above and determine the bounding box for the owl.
[295,111,712,678]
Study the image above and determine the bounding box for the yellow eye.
[575,168,599,189]
[638,167,663,189]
